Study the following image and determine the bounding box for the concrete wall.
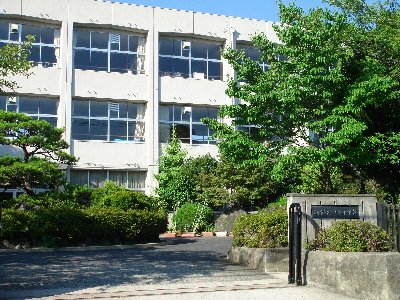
[287,194,383,247]
[228,247,288,272]
[305,251,400,300]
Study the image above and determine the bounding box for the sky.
[117,0,331,21]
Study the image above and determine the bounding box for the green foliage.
[172,202,214,233]
[306,220,390,252]
[1,207,168,247]
[206,1,400,200]
[0,112,76,195]
[91,181,159,210]
[13,184,92,209]
[232,207,288,248]
[0,36,33,93]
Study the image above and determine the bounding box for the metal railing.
[288,203,302,285]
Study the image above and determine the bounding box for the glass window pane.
[128,121,145,141]
[41,27,55,44]
[40,117,57,127]
[173,40,182,56]
[110,52,128,73]
[120,35,128,51]
[192,124,209,144]
[175,124,190,143]
[109,171,127,187]
[75,30,90,48]
[0,22,9,40]
[28,45,40,63]
[172,58,189,78]
[159,105,173,121]
[128,54,137,72]
[159,56,173,76]
[159,123,171,142]
[159,39,173,55]
[110,120,127,141]
[208,107,219,119]
[90,51,108,71]
[91,31,108,49]
[19,97,39,114]
[72,100,89,117]
[72,119,89,140]
[74,49,90,69]
[22,24,41,42]
[0,96,6,110]
[39,98,57,115]
[41,46,56,65]
[90,101,108,117]
[208,61,222,80]
[89,119,108,140]
[191,42,207,59]
[191,60,207,79]
[129,35,139,52]
[127,103,138,119]
[70,170,88,186]
[128,172,146,189]
[119,102,128,118]
[89,171,107,188]
[192,106,208,122]
[208,44,221,60]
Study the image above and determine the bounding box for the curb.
[0,242,163,253]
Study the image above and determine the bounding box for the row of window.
[0,21,273,80]
[70,170,146,189]
[0,96,223,144]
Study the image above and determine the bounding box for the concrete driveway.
[0,237,355,299]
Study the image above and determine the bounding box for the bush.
[172,203,214,233]
[1,207,168,247]
[306,220,390,252]
[91,181,159,210]
[232,207,288,248]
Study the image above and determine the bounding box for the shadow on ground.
[0,237,248,299]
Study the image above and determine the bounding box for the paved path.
[0,237,356,299]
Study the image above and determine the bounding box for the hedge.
[306,220,390,252]
[172,203,214,233]
[1,207,168,248]
[232,207,288,248]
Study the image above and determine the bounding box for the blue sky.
[117,0,331,21]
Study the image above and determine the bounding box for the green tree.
[0,112,76,196]
[207,1,400,198]
[155,128,190,210]
[0,36,33,93]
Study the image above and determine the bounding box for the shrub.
[172,203,214,233]
[91,181,159,210]
[232,207,288,248]
[306,220,390,252]
[1,207,168,247]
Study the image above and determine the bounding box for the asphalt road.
[0,237,277,299]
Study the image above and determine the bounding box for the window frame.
[73,28,146,74]
[0,21,61,68]
[71,99,146,142]
[159,38,223,80]
[159,104,219,145]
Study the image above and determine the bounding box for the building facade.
[0,0,278,195]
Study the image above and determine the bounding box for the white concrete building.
[0,0,279,195]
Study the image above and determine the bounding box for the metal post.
[288,203,302,285]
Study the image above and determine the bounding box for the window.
[73,29,146,74]
[0,95,58,127]
[159,104,219,144]
[72,99,145,142]
[236,44,269,71]
[70,169,146,190]
[159,38,223,80]
[0,21,60,68]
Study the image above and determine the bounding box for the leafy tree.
[0,36,33,93]
[0,112,76,195]
[207,1,400,199]
[155,128,190,210]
